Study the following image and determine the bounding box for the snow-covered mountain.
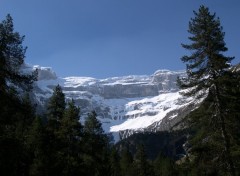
[23,65,204,142]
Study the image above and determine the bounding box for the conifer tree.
[16,93,36,140]
[0,14,36,176]
[110,148,121,176]
[153,152,176,176]
[134,144,153,176]
[47,84,66,124]
[82,111,110,176]
[179,5,236,175]
[58,100,83,175]
[45,85,66,175]
[0,14,36,141]
[0,14,36,94]
[28,116,47,176]
[179,6,233,94]
[120,147,135,176]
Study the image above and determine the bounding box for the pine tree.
[110,148,121,176]
[153,152,176,176]
[179,5,236,175]
[45,85,66,175]
[15,93,36,140]
[217,70,240,174]
[179,6,233,94]
[134,144,153,176]
[58,100,83,175]
[180,96,225,175]
[47,84,66,124]
[0,14,36,94]
[82,111,110,176]
[120,147,135,176]
[28,116,47,176]
[0,14,36,176]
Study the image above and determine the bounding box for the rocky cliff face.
[27,65,203,142]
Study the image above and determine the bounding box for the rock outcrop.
[30,65,203,142]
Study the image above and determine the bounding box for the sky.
[0,0,240,78]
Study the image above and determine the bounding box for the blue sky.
[0,0,240,78]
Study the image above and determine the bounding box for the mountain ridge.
[23,64,203,142]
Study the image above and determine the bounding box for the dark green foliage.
[110,148,121,176]
[44,85,66,175]
[58,100,83,175]
[0,14,37,94]
[177,99,227,175]
[225,71,240,174]
[28,116,48,176]
[179,5,233,95]
[0,13,36,134]
[119,147,135,176]
[179,5,239,176]
[47,84,66,123]
[0,14,36,174]
[134,144,154,176]
[16,94,36,139]
[154,152,177,176]
[117,131,189,176]
[116,131,187,160]
[0,87,37,176]
[82,111,111,176]
[186,78,240,175]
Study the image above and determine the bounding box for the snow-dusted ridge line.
[153,69,185,75]
[31,64,185,88]
[27,64,202,141]
[109,92,187,131]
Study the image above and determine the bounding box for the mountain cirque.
[22,64,203,142]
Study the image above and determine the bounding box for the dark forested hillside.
[116,131,187,160]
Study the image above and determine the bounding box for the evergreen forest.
[0,5,240,176]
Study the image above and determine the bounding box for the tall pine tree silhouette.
[82,111,110,176]
[0,14,36,176]
[58,100,83,175]
[179,5,236,176]
[45,85,66,175]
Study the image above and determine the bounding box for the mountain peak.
[30,64,201,142]
[153,69,185,76]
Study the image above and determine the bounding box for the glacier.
[24,64,203,142]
